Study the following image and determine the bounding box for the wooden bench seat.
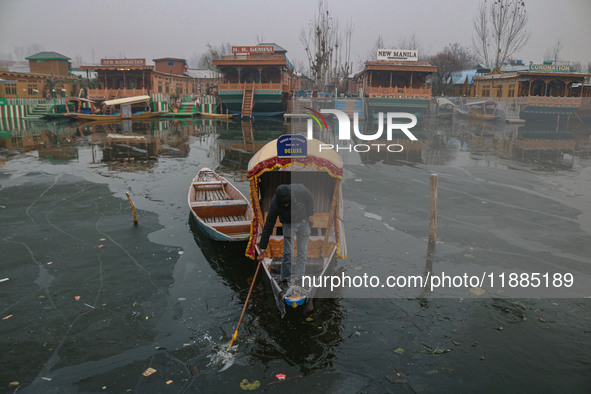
[191,200,249,218]
[211,220,252,235]
[193,181,227,191]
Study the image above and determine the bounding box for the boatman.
[257,184,315,289]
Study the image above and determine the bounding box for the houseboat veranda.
[471,64,591,121]
[246,136,347,316]
[212,44,297,119]
[354,49,437,118]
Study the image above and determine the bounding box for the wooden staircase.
[241,83,254,119]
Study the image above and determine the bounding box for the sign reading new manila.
[529,64,573,73]
[377,48,418,62]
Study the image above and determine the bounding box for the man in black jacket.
[257,184,315,288]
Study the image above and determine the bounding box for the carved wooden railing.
[368,86,431,97]
[218,82,283,91]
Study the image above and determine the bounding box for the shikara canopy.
[247,137,343,180]
[104,95,151,106]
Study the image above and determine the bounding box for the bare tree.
[366,35,384,61]
[300,0,339,91]
[430,44,475,96]
[398,33,428,60]
[199,42,232,70]
[472,0,529,68]
[544,39,562,63]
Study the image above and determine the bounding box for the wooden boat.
[197,112,234,120]
[43,97,98,120]
[436,97,456,119]
[456,100,500,121]
[246,136,347,316]
[187,168,253,241]
[66,95,166,122]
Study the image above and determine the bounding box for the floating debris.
[3,315,13,320]
[142,367,156,377]
[275,374,286,380]
[178,250,184,255]
[394,347,404,355]
[166,380,173,385]
[470,287,485,296]
[0,278,9,283]
[240,379,260,390]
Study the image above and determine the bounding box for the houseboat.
[212,43,297,118]
[471,64,591,121]
[353,49,437,117]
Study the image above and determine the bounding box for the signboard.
[277,134,307,158]
[101,58,146,66]
[529,64,573,73]
[232,46,274,54]
[377,49,418,62]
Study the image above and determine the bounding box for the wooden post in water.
[126,192,138,226]
[429,174,438,244]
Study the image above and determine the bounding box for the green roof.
[257,43,286,53]
[26,52,71,61]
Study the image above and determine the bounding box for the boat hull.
[368,97,431,115]
[67,112,165,122]
[187,168,253,242]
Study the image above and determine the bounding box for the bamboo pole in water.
[429,174,438,244]
[126,192,138,226]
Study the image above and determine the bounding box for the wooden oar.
[228,254,262,349]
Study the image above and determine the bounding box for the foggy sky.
[1,0,590,70]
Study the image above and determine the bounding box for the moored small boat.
[187,168,253,242]
[197,112,235,120]
[456,100,500,121]
[66,95,166,122]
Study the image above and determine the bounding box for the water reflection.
[1,116,589,172]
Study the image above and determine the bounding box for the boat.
[43,97,99,120]
[246,136,347,316]
[212,43,297,118]
[66,95,166,122]
[456,100,500,120]
[197,112,235,120]
[187,168,253,241]
[436,97,456,119]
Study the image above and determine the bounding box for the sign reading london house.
[277,134,307,158]
[529,64,573,73]
[232,46,274,54]
[377,49,418,62]
[101,58,146,66]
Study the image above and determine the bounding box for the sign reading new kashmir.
[377,49,418,62]
[529,64,573,73]
[277,134,307,158]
